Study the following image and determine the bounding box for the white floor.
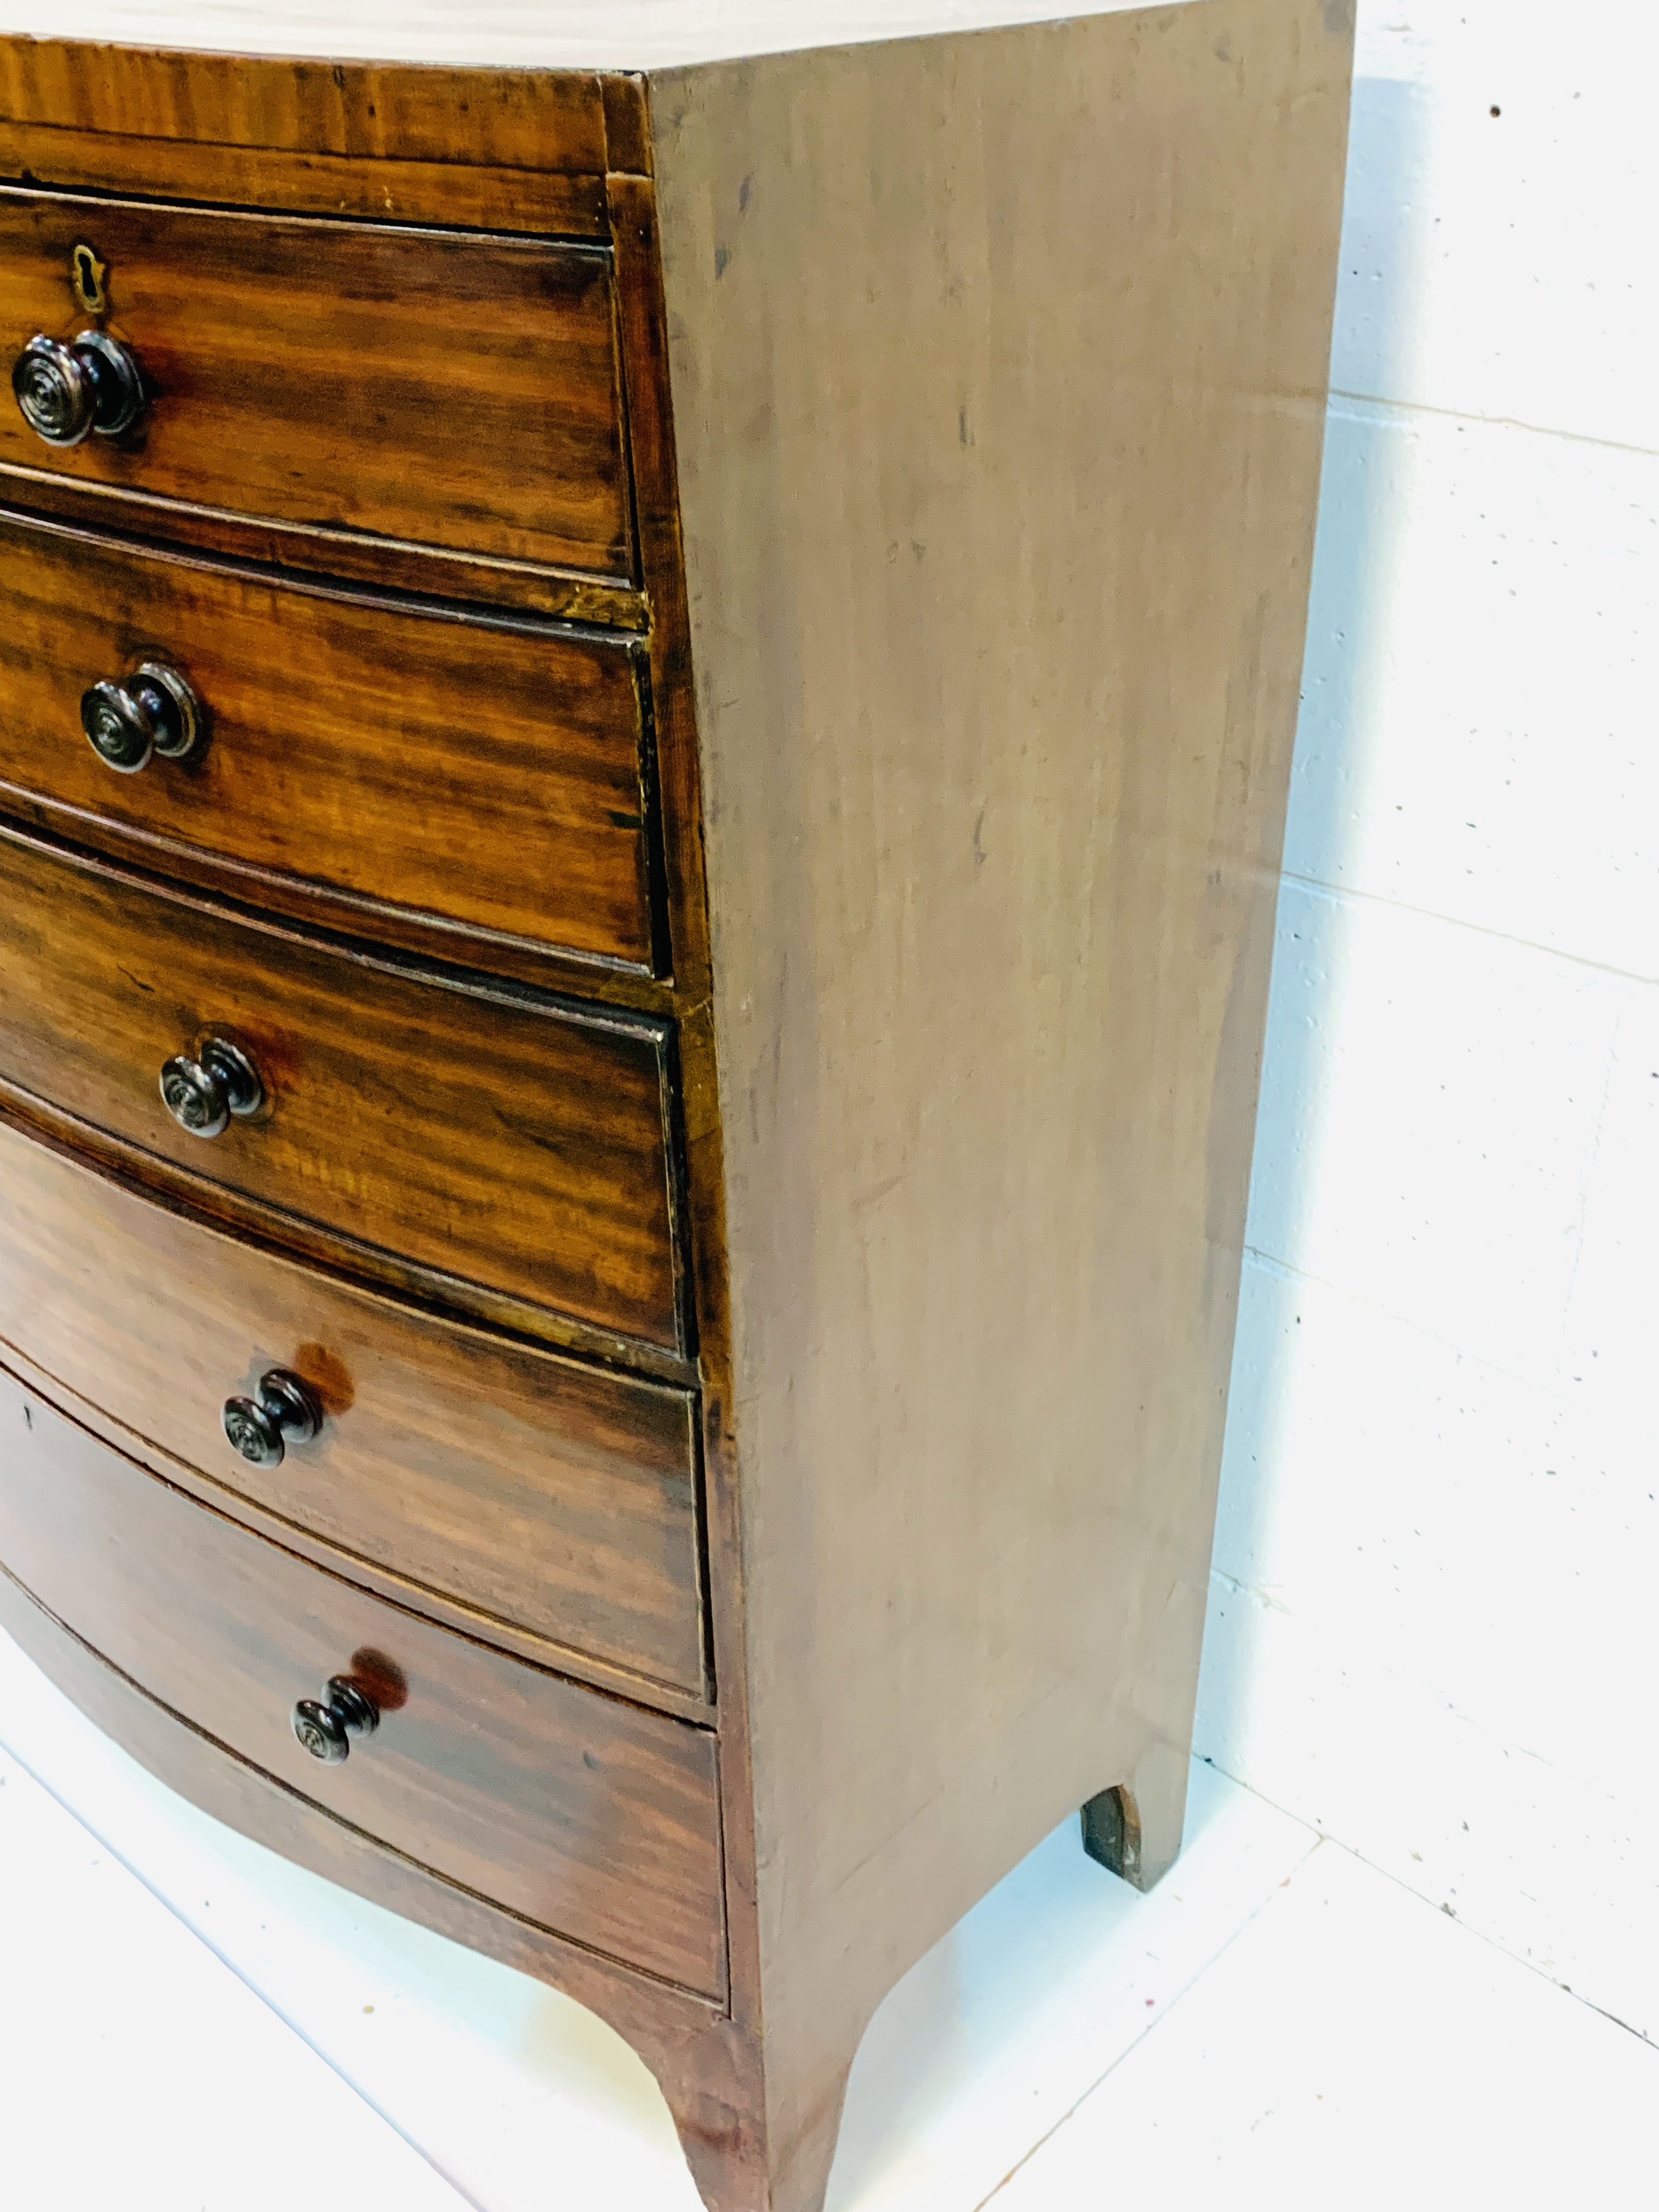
[0,1622,1651,2212]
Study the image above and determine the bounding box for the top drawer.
[0,188,633,581]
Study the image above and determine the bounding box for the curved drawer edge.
[0,818,691,1359]
[0,1557,733,2031]
[0,1364,729,2003]
[0,1111,712,1705]
[0,1328,714,1720]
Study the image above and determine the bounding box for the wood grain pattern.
[0,510,662,974]
[0,37,612,171]
[601,74,652,177]
[0,1361,727,1997]
[651,3,1353,2197]
[0,825,685,1351]
[0,186,633,578]
[0,1118,707,1697]
[608,162,765,2069]
[609,179,707,1009]
[0,41,654,238]
[0,119,613,234]
[0,461,648,624]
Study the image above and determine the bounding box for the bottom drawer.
[0,1365,726,2001]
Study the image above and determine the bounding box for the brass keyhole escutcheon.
[71,242,109,317]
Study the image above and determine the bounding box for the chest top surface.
[0,0,1195,69]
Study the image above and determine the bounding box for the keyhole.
[71,244,108,316]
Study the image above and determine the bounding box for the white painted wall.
[1194,0,1659,2041]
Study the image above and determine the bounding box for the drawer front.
[0,1365,726,1998]
[0,514,659,971]
[0,188,632,578]
[0,830,683,1351]
[0,1121,706,1697]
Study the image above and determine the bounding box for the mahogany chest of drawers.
[0,8,1351,2208]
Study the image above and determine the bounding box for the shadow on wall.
[1196,67,1425,1771]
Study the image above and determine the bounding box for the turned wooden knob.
[81,662,202,774]
[12,329,145,445]
[222,1368,324,1469]
[159,1036,264,1138]
[292,1676,380,1765]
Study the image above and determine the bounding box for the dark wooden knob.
[159,1036,264,1138]
[222,1368,324,1469]
[292,1675,380,1765]
[81,662,202,774]
[12,329,145,446]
